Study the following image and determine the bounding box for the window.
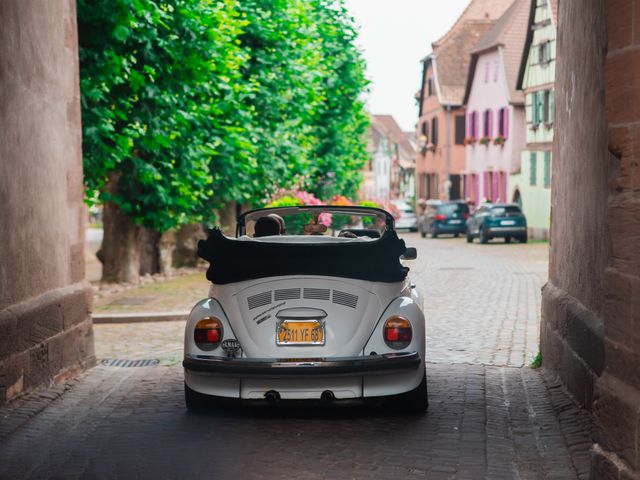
[421,121,428,139]
[549,89,555,125]
[538,41,553,65]
[532,91,546,126]
[427,77,434,97]
[530,152,537,186]
[454,115,466,144]
[483,109,492,137]
[484,62,490,82]
[543,151,551,188]
[468,111,479,138]
[431,117,438,145]
[493,61,499,82]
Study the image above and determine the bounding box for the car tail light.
[463,213,470,219]
[194,317,223,351]
[383,316,412,350]
[434,214,446,221]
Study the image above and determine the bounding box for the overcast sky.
[344,0,471,131]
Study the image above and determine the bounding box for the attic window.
[538,41,552,65]
[427,77,434,96]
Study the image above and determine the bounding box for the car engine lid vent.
[332,290,358,309]
[248,291,272,310]
[303,288,331,301]
[274,288,301,301]
[101,359,160,367]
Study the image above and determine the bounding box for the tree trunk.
[173,223,207,268]
[217,201,238,235]
[138,226,161,276]
[97,177,140,283]
[158,230,175,274]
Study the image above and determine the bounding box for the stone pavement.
[409,234,548,367]
[0,363,590,480]
[1,233,593,479]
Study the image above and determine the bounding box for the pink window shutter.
[474,174,480,205]
[483,171,489,201]
[504,109,509,139]
[501,171,508,202]
[492,172,499,202]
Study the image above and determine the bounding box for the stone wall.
[591,1,640,477]
[542,0,640,478]
[0,0,94,405]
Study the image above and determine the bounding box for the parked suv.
[466,203,528,244]
[418,201,470,238]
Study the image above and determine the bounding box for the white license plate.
[501,220,516,226]
[449,219,462,224]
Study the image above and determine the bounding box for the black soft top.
[198,228,409,285]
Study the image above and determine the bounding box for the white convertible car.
[183,205,427,412]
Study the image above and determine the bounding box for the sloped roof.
[464,0,531,105]
[427,0,515,106]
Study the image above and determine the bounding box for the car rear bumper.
[434,222,466,233]
[486,226,527,237]
[183,351,421,377]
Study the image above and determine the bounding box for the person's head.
[254,216,281,237]
[268,213,286,234]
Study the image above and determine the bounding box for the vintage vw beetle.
[183,205,427,412]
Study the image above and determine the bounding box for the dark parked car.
[466,204,528,244]
[418,201,470,238]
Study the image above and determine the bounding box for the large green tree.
[79,0,369,283]
[79,0,249,281]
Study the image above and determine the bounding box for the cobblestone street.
[0,235,592,479]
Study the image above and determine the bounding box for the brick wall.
[0,0,94,405]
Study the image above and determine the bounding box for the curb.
[92,311,189,324]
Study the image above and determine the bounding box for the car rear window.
[491,206,521,215]
[437,203,469,215]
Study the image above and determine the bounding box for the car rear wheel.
[466,232,473,243]
[430,226,438,239]
[505,237,511,243]
[185,383,211,411]
[454,233,460,238]
[480,227,489,244]
[519,235,528,243]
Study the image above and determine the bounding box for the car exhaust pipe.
[320,390,335,404]
[264,390,280,404]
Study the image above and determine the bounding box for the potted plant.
[479,136,491,146]
[493,135,506,146]
[464,137,477,146]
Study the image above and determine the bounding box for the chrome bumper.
[183,352,421,376]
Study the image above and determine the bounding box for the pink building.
[462,0,530,206]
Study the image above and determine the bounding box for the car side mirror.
[401,247,417,260]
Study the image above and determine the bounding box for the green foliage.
[79,0,369,231]
[530,352,542,369]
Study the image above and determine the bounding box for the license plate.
[501,220,516,226]
[277,320,325,346]
[449,219,462,224]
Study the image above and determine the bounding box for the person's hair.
[254,216,281,237]
[268,213,286,234]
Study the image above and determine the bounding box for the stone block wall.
[541,0,608,410]
[0,0,94,405]
[542,0,640,478]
